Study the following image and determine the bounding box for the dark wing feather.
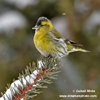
[65,39,83,46]
[49,29,82,46]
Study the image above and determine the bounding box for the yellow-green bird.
[32,17,89,58]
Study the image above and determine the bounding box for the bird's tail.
[72,47,89,52]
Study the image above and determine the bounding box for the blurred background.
[0,0,100,100]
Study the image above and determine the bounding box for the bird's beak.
[32,25,38,30]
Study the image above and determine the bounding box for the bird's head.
[32,17,54,31]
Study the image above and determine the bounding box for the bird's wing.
[49,29,63,38]
[64,39,83,46]
[47,31,68,57]
[47,31,66,45]
[49,29,82,46]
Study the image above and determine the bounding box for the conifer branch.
[0,56,61,100]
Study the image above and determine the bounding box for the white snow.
[84,11,100,32]
[0,11,26,34]
[5,0,39,9]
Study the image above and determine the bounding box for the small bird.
[32,17,89,58]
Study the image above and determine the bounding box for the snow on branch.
[0,56,61,100]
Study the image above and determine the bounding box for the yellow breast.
[34,30,52,56]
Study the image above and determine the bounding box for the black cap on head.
[36,17,48,26]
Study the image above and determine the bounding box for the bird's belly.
[34,39,51,57]
[37,47,49,57]
[34,34,68,57]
